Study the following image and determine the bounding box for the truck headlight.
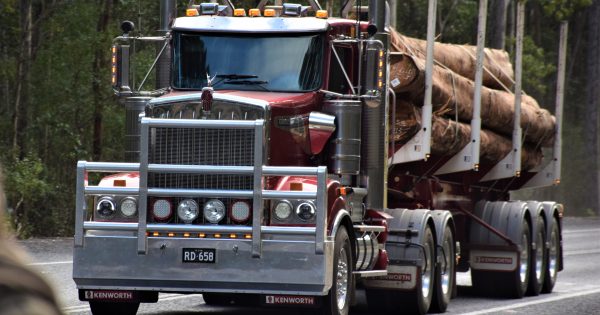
[119,197,137,217]
[203,199,225,224]
[177,199,199,223]
[273,200,293,221]
[96,197,116,218]
[296,201,316,221]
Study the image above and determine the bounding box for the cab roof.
[172,16,330,33]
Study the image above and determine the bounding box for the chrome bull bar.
[75,118,328,257]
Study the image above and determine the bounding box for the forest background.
[0,0,597,237]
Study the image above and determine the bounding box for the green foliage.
[515,36,557,97]
[540,0,592,20]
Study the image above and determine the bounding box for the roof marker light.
[316,10,328,19]
[249,8,261,17]
[264,9,276,17]
[186,8,199,16]
[234,8,246,17]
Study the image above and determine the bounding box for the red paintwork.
[273,175,343,233]
[98,172,139,188]
[309,127,334,155]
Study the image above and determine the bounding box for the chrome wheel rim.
[336,247,349,310]
[549,228,558,280]
[441,239,451,295]
[520,233,529,283]
[422,240,433,298]
[535,229,544,282]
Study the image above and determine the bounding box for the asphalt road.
[16,217,600,315]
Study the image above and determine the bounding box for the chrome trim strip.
[331,209,351,240]
[252,120,264,258]
[315,166,327,254]
[142,117,259,129]
[81,162,140,172]
[83,222,316,235]
[138,121,150,254]
[148,92,269,110]
[148,164,254,175]
[85,187,139,195]
[75,162,86,247]
[148,188,253,198]
[172,16,328,33]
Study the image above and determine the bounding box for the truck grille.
[148,127,255,190]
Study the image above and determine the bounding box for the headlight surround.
[230,200,251,223]
[296,201,316,221]
[273,200,293,221]
[203,199,226,224]
[177,199,199,223]
[152,199,173,221]
[96,197,116,218]
[119,197,138,217]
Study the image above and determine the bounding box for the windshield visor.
[172,32,324,92]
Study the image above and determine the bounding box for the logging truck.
[72,1,566,314]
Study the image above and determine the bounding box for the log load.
[390,101,543,170]
[389,49,555,147]
[390,29,514,90]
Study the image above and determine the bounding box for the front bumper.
[73,235,334,295]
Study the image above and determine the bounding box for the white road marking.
[563,228,600,235]
[460,287,600,315]
[28,261,73,266]
[564,249,600,256]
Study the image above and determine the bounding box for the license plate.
[182,248,216,263]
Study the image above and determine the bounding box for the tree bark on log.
[390,28,514,90]
[391,101,543,171]
[389,53,555,147]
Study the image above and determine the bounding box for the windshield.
[172,32,324,92]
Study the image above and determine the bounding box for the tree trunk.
[92,0,113,161]
[586,0,600,215]
[12,0,32,159]
[489,0,509,49]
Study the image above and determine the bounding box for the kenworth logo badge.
[264,295,316,306]
[84,290,133,301]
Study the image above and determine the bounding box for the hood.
[154,90,319,110]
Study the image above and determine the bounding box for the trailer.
[73,1,566,314]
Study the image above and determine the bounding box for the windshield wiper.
[225,79,268,85]
[215,74,258,80]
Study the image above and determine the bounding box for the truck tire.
[430,226,455,313]
[542,216,560,293]
[365,224,436,315]
[322,226,352,315]
[89,301,139,315]
[472,221,531,298]
[527,215,547,296]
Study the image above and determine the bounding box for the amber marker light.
[244,234,252,239]
[214,233,222,238]
[113,179,126,187]
[290,182,303,191]
[183,233,190,238]
[152,232,160,237]
[186,8,199,16]
[229,234,237,239]
[249,8,261,17]
[234,8,246,16]
[316,10,328,19]
[198,233,206,238]
[168,232,175,237]
[264,9,276,17]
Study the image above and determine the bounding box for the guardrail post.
[315,166,327,254]
[137,119,150,254]
[252,120,265,258]
[74,161,86,247]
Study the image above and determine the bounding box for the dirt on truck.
[73,1,566,315]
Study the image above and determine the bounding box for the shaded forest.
[0,0,596,237]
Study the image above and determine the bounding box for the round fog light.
[203,199,225,224]
[96,197,116,218]
[273,200,292,221]
[296,201,316,221]
[152,199,172,221]
[178,199,199,223]
[120,197,137,217]
[230,200,251,223]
